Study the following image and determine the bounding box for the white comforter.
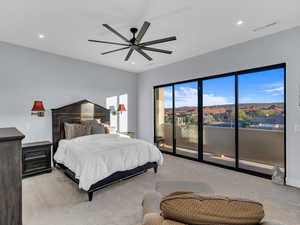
[54,134,163,190]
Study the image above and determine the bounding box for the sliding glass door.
[238,68,285,175]
[202,76,236,167]
[154,86,173,153]
[154,64,285,179]
[174,81,198,158]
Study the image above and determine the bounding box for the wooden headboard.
[51,99,110,154]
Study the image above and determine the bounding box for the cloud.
[203,94,232,106]
[163,93,173,108]
[178,87,197,96]
[161,87,233,107]
[262,82,284,95]
[263,86,284,94]
[239,97,255,102]
[267,82,283,88]
[174,87,197,107]
[164,89,172,97]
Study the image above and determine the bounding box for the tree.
[239,110,249,120]
[254,109,279,117]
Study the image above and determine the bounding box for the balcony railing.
[156,123,284,175]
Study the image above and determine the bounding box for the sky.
[162,68,284,108]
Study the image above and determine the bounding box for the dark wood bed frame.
[52,99,158,201]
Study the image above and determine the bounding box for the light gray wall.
[0,42,137,143]
[137,26,300,188]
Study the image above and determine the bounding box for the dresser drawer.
[23,159,50,174]
[24,149,49,161]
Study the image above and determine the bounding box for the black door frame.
[153,63,286,181]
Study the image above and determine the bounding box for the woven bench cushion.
[160,192,264,225]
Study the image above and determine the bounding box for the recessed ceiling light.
[236,20,244,26]
[131,61,135,65]
[38,34,45,39]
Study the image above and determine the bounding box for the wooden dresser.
[0,127,25,225]
[22,141,52,178]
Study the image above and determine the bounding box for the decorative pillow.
[64,122,91,139]
[102,123,114,134]
[160,192,264,225]
[95,119,113,133]
[91,123,105,134]
[81,120,105,134]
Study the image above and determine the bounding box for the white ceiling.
[1,0,300,73]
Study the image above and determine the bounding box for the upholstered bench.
[142,181,286,225]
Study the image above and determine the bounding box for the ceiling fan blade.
[103,24,130,43]
[88,40,129,47]
[125,48,134,61]
[135,48,153,61]
[135,21,150,44]
[140,46,172,54]
[139,36,177,46]
[102,47,130,55]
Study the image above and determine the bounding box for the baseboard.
[286,177,300,188]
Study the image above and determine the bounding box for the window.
[203,76,235,167]
[154,64,285,179]
[154,86,173,152]
[106,96,118,131]
[174,81,198,158]
[238,68,285,175]
[106,94,128,132]
[119,94,128,132]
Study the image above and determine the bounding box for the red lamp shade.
[117,104,126,112]
[31,101,45,112]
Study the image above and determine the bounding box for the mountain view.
[161,68,284,130]
[164,102,284,130]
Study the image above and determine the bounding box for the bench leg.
[88,192,93,201]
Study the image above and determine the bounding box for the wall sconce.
[117,104,126,114]
[31,101,45,117]
[109,104,126,115]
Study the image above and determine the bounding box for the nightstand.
[22,141,52,178]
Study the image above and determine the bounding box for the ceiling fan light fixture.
[88,21,176,62]
[236,20,244,26]
[38,33,45,39]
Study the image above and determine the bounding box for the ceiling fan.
[88,21,176,61]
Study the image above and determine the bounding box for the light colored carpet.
[23,154,300,225]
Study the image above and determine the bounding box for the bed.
[52,99,163,201]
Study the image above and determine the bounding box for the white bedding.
[54,134,163,190]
